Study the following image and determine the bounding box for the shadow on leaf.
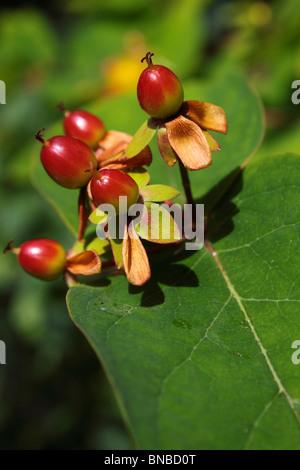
[82,168,244,296]
[200,167,244,243]
[129,261,199,307]
[83,276,111,288]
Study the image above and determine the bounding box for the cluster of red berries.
[5,53,185,283]
[7,104,148,282]
[35,107,140,207]
[5,52,227,285]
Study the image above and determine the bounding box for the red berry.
[18,239,66,281]
[58,105,106,148]
[90,169,139,214]
[35,130,97,189]
[137,52,184,119]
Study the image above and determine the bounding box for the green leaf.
[125,168,150,189]
[139,184,180,202]
[108,236,124,269]
[121,118,158,158]
[85,237,110,256]
[0,9,57,88]
[89,207,108,225]
[203,130,220,151]
[67,153,300,450]
[104,118,158,165]
[134,202,181,244]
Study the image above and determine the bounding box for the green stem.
[178,160,195,207]
[78,187,89,241]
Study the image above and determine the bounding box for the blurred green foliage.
[0,0,299,450]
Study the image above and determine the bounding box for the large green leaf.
[30,72,264,234]
[67,153,300,449]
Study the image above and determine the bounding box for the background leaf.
[67,152,300,450]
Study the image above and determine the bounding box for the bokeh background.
[0,0,299,449]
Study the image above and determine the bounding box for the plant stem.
[78,187,89,241]
[178,160,195,207]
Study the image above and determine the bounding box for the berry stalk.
[178,159,195,207]
[78,187,89,242]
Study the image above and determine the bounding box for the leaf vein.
[205,241,300,429]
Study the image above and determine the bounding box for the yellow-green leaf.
[135,202,181,244]
[139,184,180,202]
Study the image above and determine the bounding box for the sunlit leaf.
[139,184,180,202]
[89,207,108,225]
[135,202,181,244]
[125,167,151,189]
[85,237,110,255]
[118,118,158,160]
[108,234,124,269]
[203,130,220,152]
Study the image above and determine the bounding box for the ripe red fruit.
[18,239,67,281]
[137,52,184,120]
[57,105,106,149]
[35,129,98,189]
[90,169,139,214]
